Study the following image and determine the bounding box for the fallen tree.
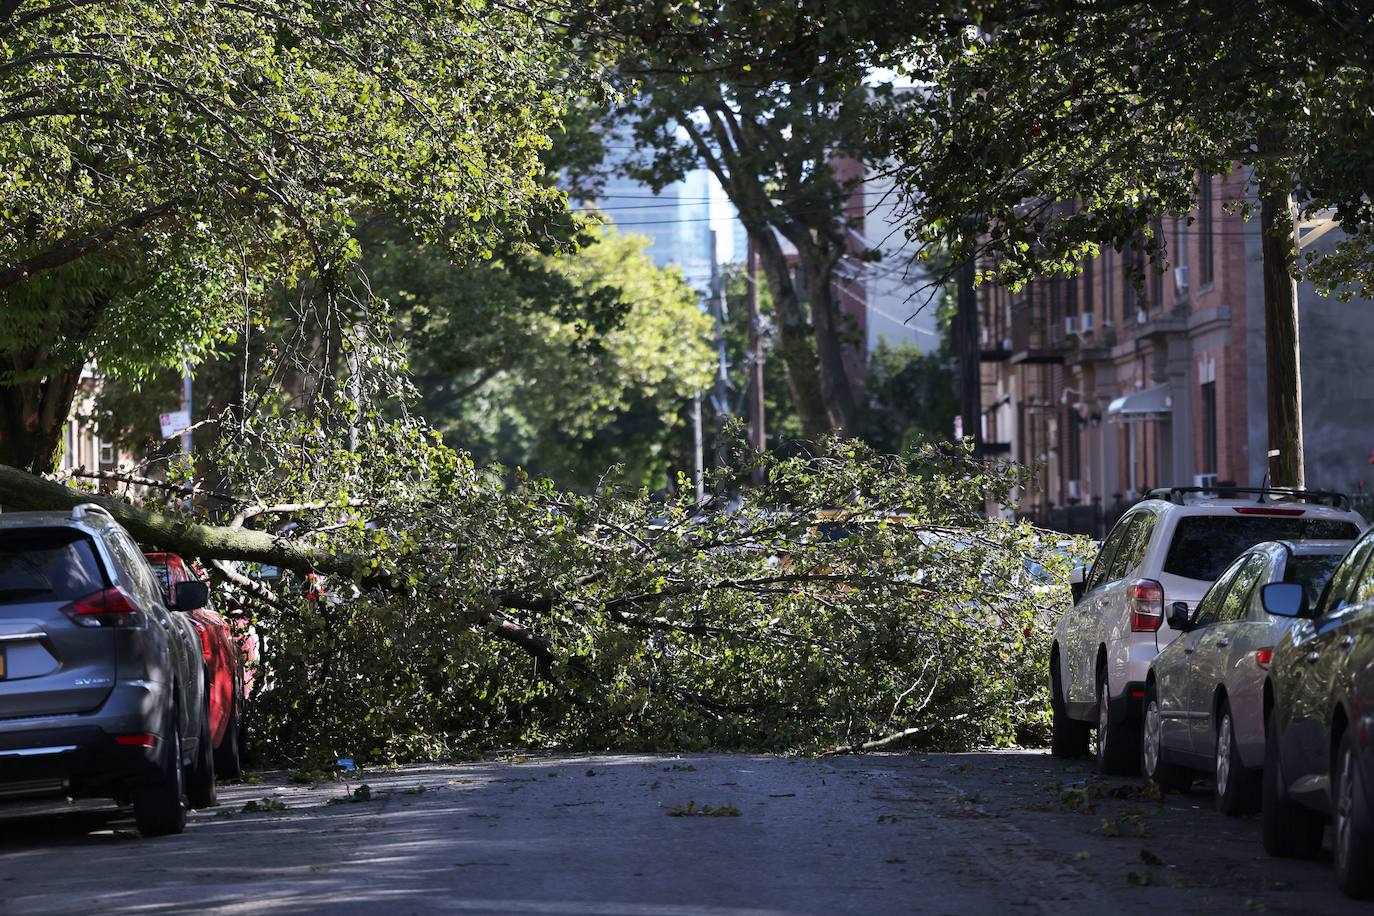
[3,408,1079,765]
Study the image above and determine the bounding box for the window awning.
[1107,385,1172,423]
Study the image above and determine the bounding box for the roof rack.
[1141,486,1351,511]
[71,503,116,522]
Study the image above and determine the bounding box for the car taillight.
[1130,579,1165,632]
[1233,507,1305,517]
[192,621,213,660]
[114,734,157,747]
[1256,646,1274,668]
[61,587,146,628]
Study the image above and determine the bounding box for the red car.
[145,552,252,778]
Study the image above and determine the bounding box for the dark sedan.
[1262,525,1374,897]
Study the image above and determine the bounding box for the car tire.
[1214,700,1259,816]
[1334,729,1374,898]
[132,711,187,838]
[1096,671,1139,776]
[1050,655,1091,758]
[1141,684,1191,792]
[1262,713,1324,858]
[215,697,243,780]
[186,698,217,809]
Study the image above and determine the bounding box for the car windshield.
[1284,554,1345,607]
[0,528,106,606]
[1163,515,1361,582]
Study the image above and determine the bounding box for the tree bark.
[750,228,832,439]
[801,252,861,435]
[0,463,364,577]
[1258,171,1304,488]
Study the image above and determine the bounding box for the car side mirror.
[171,579,209,612]
[1167,601,1193,632]
[1070,566,1086,603]
[1261,582,1308,618]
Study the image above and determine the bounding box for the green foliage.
[381,222,715,489]
[860,340,958,454]
[877,0,1374,297]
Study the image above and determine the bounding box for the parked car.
[0,505,216,836]
[1051,486,1364,774]
[1261,524,1374,898]
[146,552,251,778]
[1140,539,1350,813]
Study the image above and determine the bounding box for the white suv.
[1050,486,1365,773]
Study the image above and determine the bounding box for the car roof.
[0,508,117,532]
[1133,496,1364,524]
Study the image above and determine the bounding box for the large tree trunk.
[800,253,861,435]
[0,372,83,474]
[1258,171,1304,488]
[751,227,832,440]
[0,296,109,474]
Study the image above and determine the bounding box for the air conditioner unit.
[1136,307,1149,325]
[1193,473,1219,490]
[1064,315,1077,336]
[1067,480,1083,501]
[1174,265,1190,293]
[1001,337,1013,351]
[1080,312,1095,335]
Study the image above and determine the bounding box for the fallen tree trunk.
[0,463,361,578]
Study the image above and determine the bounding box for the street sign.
[159,410,191,440]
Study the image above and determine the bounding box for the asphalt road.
[0,750,1367,915]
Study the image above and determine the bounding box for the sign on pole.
[159,410,191,440]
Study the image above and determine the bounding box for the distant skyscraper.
[594,141,741,294]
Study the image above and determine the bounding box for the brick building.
[979,169,1374,535]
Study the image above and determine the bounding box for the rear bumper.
[0,682,170,798]
[1109,680,1146,727]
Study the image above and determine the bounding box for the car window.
[103,529,161,609]
[1283,554,1345,610]
[1105,515,1144,582]
[1085,521,1130,592]
[1317,536,1374,617]
[1162,515,1362,582]
[1219,553,1268,623]
[1117,512,1157,578]
[1192,555,1247,628]
[0,528,108,607]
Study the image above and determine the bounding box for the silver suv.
[0,505,217,835]
[1051,487,1365,774]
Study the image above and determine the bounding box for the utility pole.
[956,257,983,456]
[746,235,766,482]
[180,365,193,457]
[691,393,705,502]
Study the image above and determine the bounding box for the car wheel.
[186,698,217,809]
[214,697,243,780]
[1334,729,1374,898]
[1096,671,1139,775]
[132,710,187,838]
[1141,685,1191,792]
[1050,655,1091,758]
[1214,700,1259,816]
[1261,712,1324,858]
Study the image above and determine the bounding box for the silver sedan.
[1140,539,1352,814]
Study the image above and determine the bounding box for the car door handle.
[1308,650,1322,663]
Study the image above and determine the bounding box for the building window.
[1103,250,1115,325]
[1082,258,1094,318]
[1199,173,1215,288]
[1067,409,1082,489]
[99,440,114,466]
[1201,381,1218,474]
[1150,218,1164,311]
